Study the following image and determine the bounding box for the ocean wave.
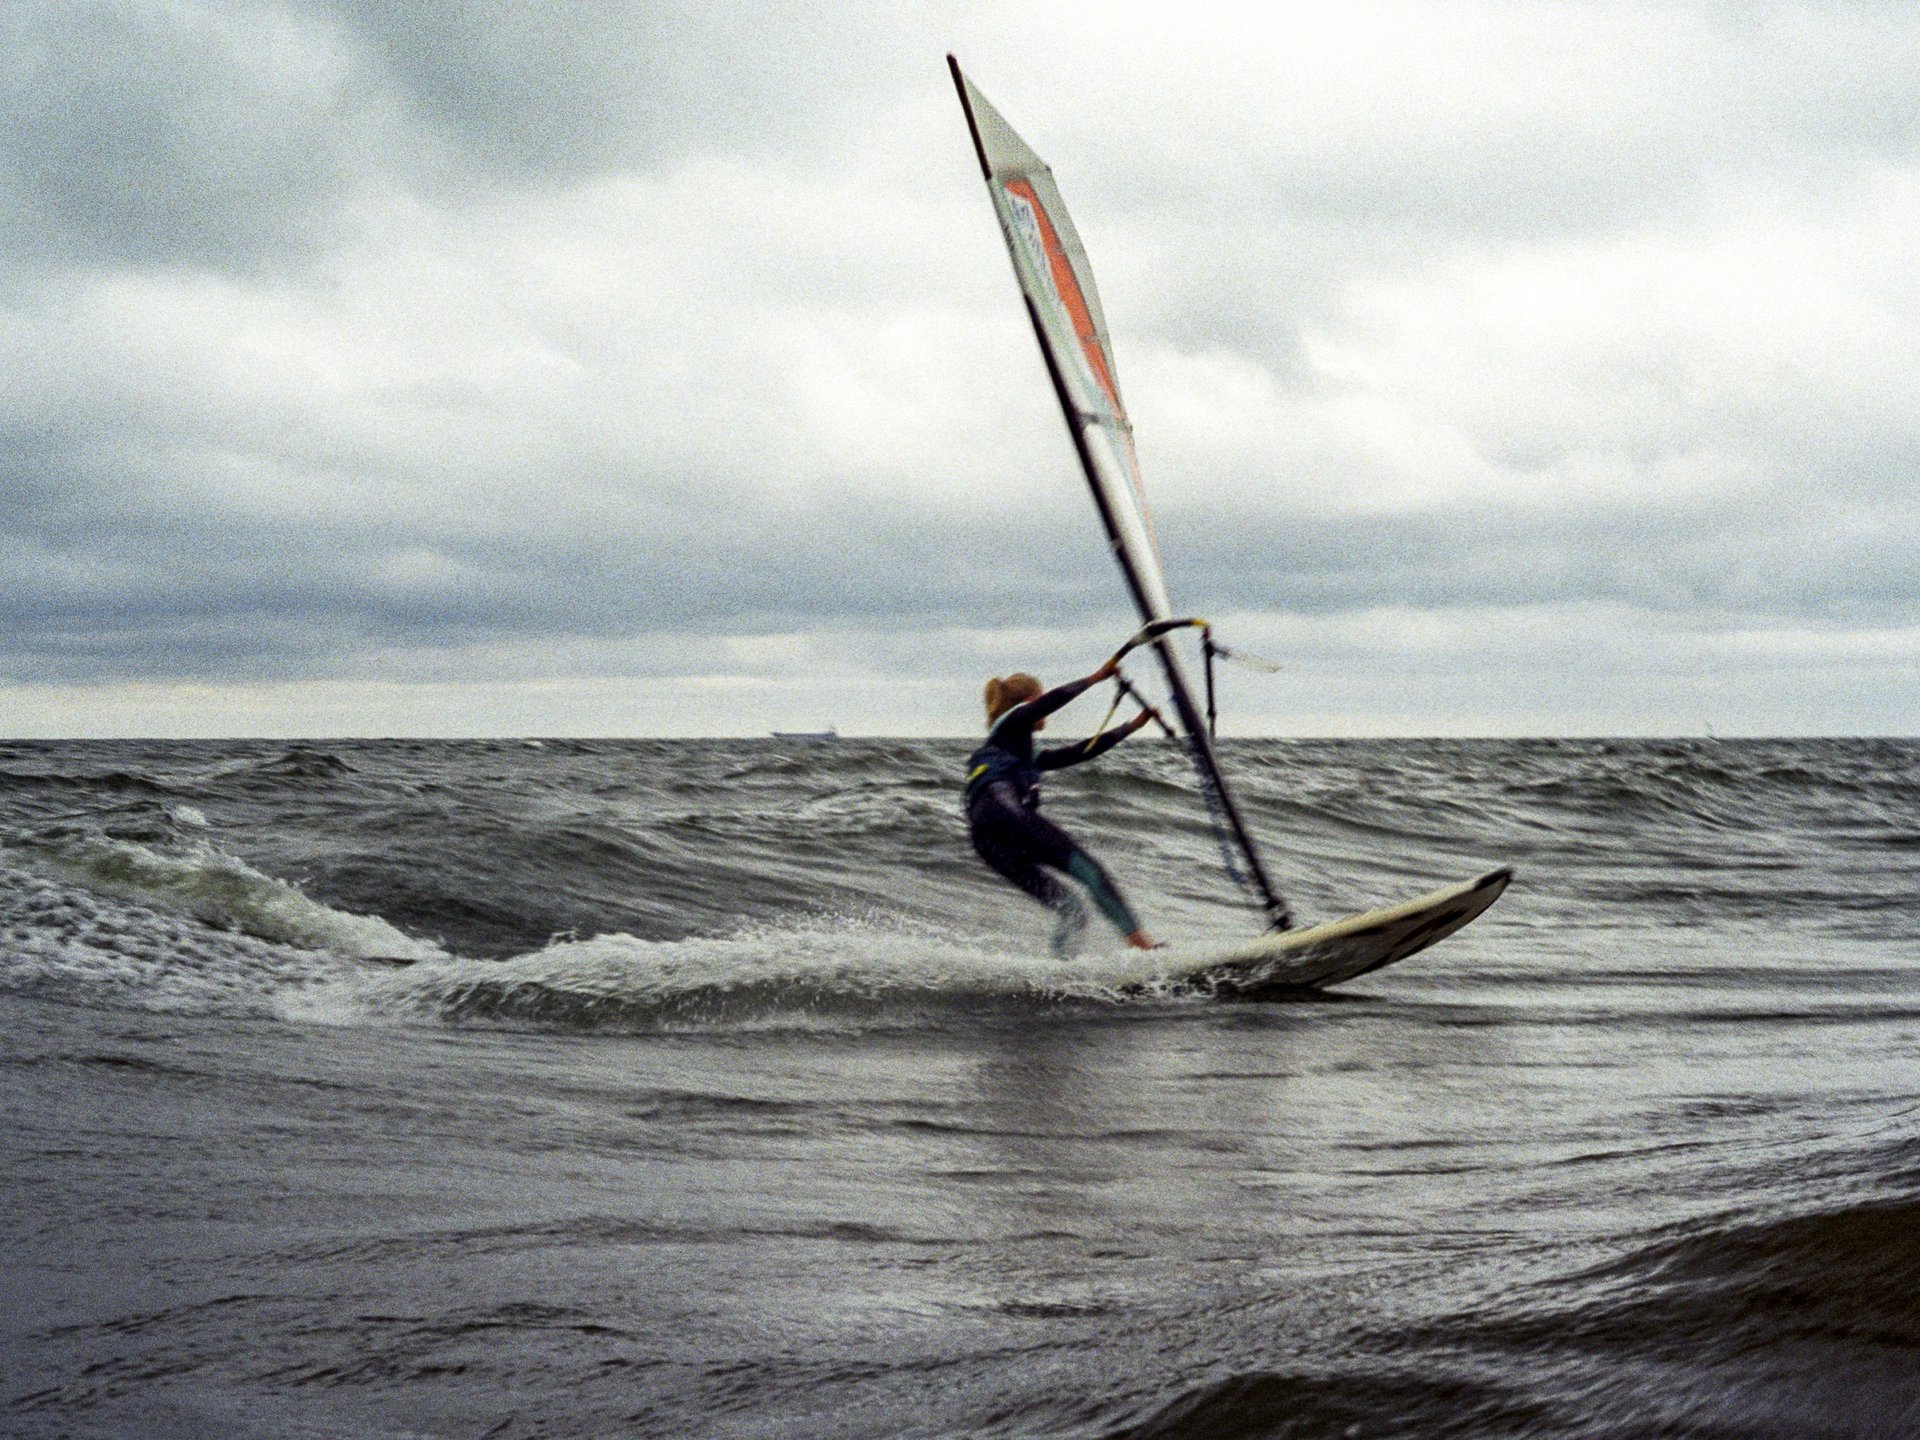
[1104,1365,1539,1440]
[3,828,444,965]
[0,764,180,800]
[1425,1194,1920,1372]
[1586,1198,1920,1351]
[243,746,359,780]
[4,737,1917,1032]
[0,872,345,1015]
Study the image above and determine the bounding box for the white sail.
[951,64,1171,621]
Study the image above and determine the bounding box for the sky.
[3,0,1917,737]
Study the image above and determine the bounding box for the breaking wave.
[0,824,1243,1032]
[5,826,444,964]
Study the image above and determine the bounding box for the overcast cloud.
[2,0,1917,736]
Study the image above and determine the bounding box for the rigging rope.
[1079,684,1129,756]
[1098,623,1269,912]
[1079,667,1166,756]
[1187,732,1258,900]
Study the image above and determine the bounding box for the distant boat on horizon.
[770,726,839,740]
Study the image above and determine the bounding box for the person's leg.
[1062,849,1142,939]
[999,805,1144,941]
[970,795,1071,910]
[971,789,1093,954]
[970,784,1147,947]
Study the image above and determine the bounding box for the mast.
[948,56,1291,929]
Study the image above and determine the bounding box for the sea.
[2,736,1916,1439]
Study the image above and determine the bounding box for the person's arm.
[1004,665,1110,730]
[1036,705,1156,771]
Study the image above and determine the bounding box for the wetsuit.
[964,675,1142,954]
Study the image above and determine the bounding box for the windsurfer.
[965,661,1161,954]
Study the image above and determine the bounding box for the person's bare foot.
[1125,930,1163,950]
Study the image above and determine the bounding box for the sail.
[949,56,1291,929]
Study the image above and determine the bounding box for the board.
[1178,868,1512,997]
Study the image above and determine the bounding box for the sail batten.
[949,55,1291,929]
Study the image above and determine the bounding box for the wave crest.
[7,828,444,965]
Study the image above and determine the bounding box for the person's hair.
[984,672,1043,724]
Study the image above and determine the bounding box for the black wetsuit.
[964,676,1141,951]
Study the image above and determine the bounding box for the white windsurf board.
[1175,868,1512,997]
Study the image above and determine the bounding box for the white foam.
[347,910,1224,1030]
[0,869,346,1015]
[9,832,446,964]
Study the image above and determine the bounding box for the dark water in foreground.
[2,737,1917,1439]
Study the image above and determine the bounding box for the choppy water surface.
[3,737,1917,1438]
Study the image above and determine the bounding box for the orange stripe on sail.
[1003,178,1123,419]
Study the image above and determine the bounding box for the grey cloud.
[315,0,934,180]
[316,0,674,179]
[0,0,960,301]
[0,404,1127,683]
[0,0,928,283]
[1160,487,1920,629]
[0,1,368,275]
[1041,6,1920,364]
[8,378,1913,688]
